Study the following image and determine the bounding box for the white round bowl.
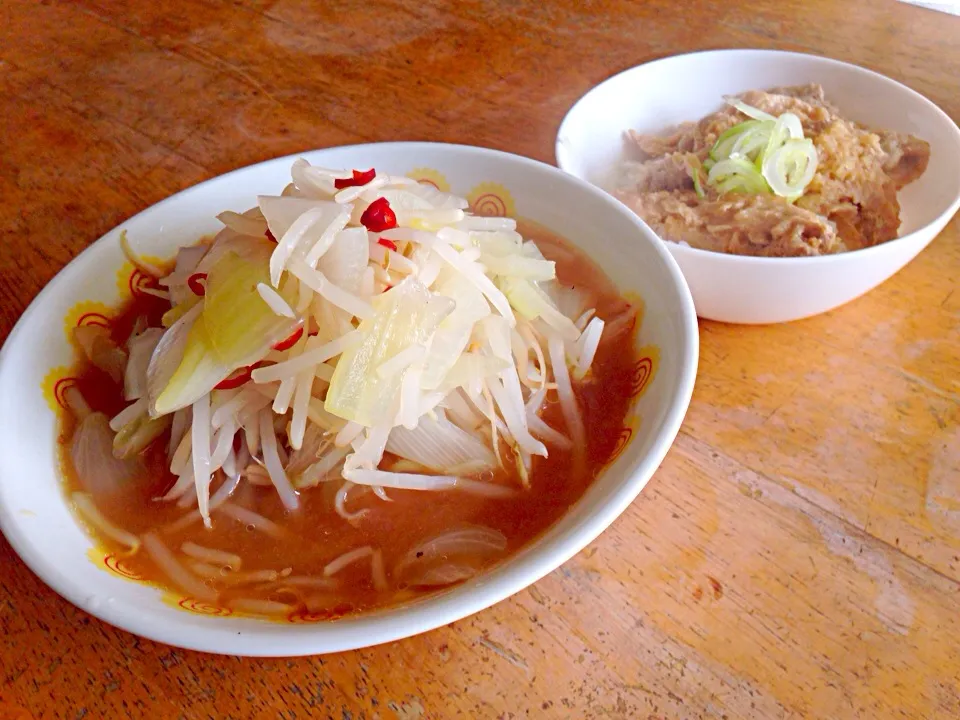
[556,49,960,324]
[0,142,698,656]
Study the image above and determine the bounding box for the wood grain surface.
[2,1,959,718]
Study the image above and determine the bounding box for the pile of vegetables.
[84,159,614,528]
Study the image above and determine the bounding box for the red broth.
[57,221,642,620]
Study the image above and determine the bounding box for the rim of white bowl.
[0,141,700,656]
[556,48,960,267]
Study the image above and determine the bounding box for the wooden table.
[2,1,959,717]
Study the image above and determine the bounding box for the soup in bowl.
[0,142,698,655]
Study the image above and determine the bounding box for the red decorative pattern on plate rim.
[178,598,232,616]
[606,426,633,466]
[53,376,81,410]
[104,554,142,580]
[75,311,111,329]
[629,357,654,398]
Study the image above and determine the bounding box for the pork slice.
[797,119,903,249]
[873,130,931,188]
[615,189,844,257]
[616,152,698,193]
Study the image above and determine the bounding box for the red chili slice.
[214,366,252,390]
[377,238,398,253]
[214,360,269,391]
[187,273,208,296]
[360,197,397,232]
[272,326,304,352]
[334,168,376,190]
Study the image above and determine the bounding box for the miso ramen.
[58,160,641,620]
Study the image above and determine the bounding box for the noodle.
[180,542,241,569]
[142,533,217,602]
[72,493,140,556]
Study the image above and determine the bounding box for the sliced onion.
[217,210,268,237]
[71,412,141,497]
[396,524,506,587]
[336,175,387,204]
[291,158,340,197]
[125,328,163,401]
[406,563,480,587]
[386,415,495,473]
[74,325,127,384]
[574,316,604,379]
[146,302,203,415]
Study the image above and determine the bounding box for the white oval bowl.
[556,49,960,324]
[0,142,698,656]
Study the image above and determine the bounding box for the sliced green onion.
[685,157,706,199]
[707,156,770,195]
[710,120,763,161]
[730,121,774,162]
[761,138,818,198]
[705,101,818,199]
[761,112,804,165]
[723,96,776,122]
